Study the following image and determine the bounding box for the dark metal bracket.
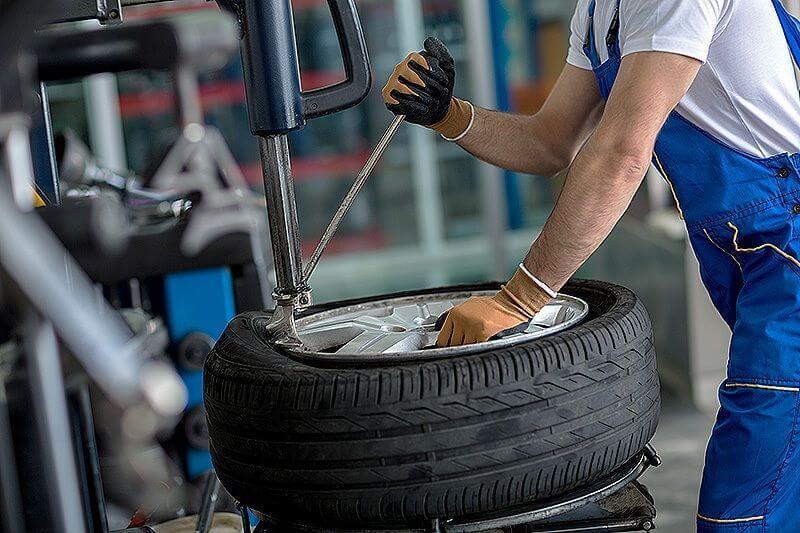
[47,0,123,25]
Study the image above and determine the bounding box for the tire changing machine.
[206,0,662,531]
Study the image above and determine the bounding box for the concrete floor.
[639,398,715,533]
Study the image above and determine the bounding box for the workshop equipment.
[219,0,372,344]
[23,10,277,529]
[55,131,174,202]
[37,7,277,501]
[0,6,192,533]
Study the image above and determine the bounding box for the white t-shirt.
[567,0,800,158]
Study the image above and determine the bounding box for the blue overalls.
[585,1,800,531]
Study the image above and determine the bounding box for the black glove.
[382,37,456,126]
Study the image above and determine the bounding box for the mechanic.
[383,0,800,531]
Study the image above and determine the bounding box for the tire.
[204,280,659,527]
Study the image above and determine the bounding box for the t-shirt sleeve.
[567,0,592,70]
[621,0,727,63]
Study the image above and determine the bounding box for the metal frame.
[83,74,128,172]
[50,0,123,24]
[0,28,187,530]
[195,472,221,533]
[0,344,24,533]
[22,309,86,533]
[66,378,110,533]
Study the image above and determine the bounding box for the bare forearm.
[454,65,602,177]
[523,138,649,290]
[456,108,577,176]
[520,52,700,292]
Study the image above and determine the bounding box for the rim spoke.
[369,331,429,353]
[338,331,389,353]
[388,302,452,330]
[296,292,588,356]
[301,315,379,334]
[337,331,429,353]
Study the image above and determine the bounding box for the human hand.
[382,37,472,138]
[435,268,553,347]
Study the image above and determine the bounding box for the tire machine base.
[217,0,373,349]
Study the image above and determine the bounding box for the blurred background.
[38,0,757,530]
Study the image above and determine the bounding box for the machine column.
[258,135,309,307]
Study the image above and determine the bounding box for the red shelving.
[239,149,371,184]
[119,71,342,119]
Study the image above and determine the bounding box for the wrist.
[431,98,473,139]
[493,268,552,319]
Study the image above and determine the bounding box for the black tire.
[204,280,659,527]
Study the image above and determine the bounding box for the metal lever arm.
[303,115,405,281]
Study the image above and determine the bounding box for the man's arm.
[524,51,700,291]
[457,65,604,176]
[382,38,602,177]
[436,51,701,347]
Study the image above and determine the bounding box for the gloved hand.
[382,37,473,139]
[436,267,553,347]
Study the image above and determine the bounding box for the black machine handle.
[225,0,371,136]
[301,0,371,120]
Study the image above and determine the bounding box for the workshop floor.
[640,395,715,533]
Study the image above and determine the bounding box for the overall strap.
[771,0,800,70]
[606,0,622,59]
[583,0,622,69]
[583,0,602,69]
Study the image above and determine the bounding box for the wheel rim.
[295,290,589,356]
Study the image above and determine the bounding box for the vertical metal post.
[24,310,86,533]
[0,360,24,533]
[174,66,204,130]
[463,0,508,279]
[394,0,446,285]
[233,0,309,323]
[39,83,61,205]
[195,471,221,533]
[259,135,310,307]
[83,73,127,171]
[3,115,38,210]
[67,380,109,533]
[173,65,215,181]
